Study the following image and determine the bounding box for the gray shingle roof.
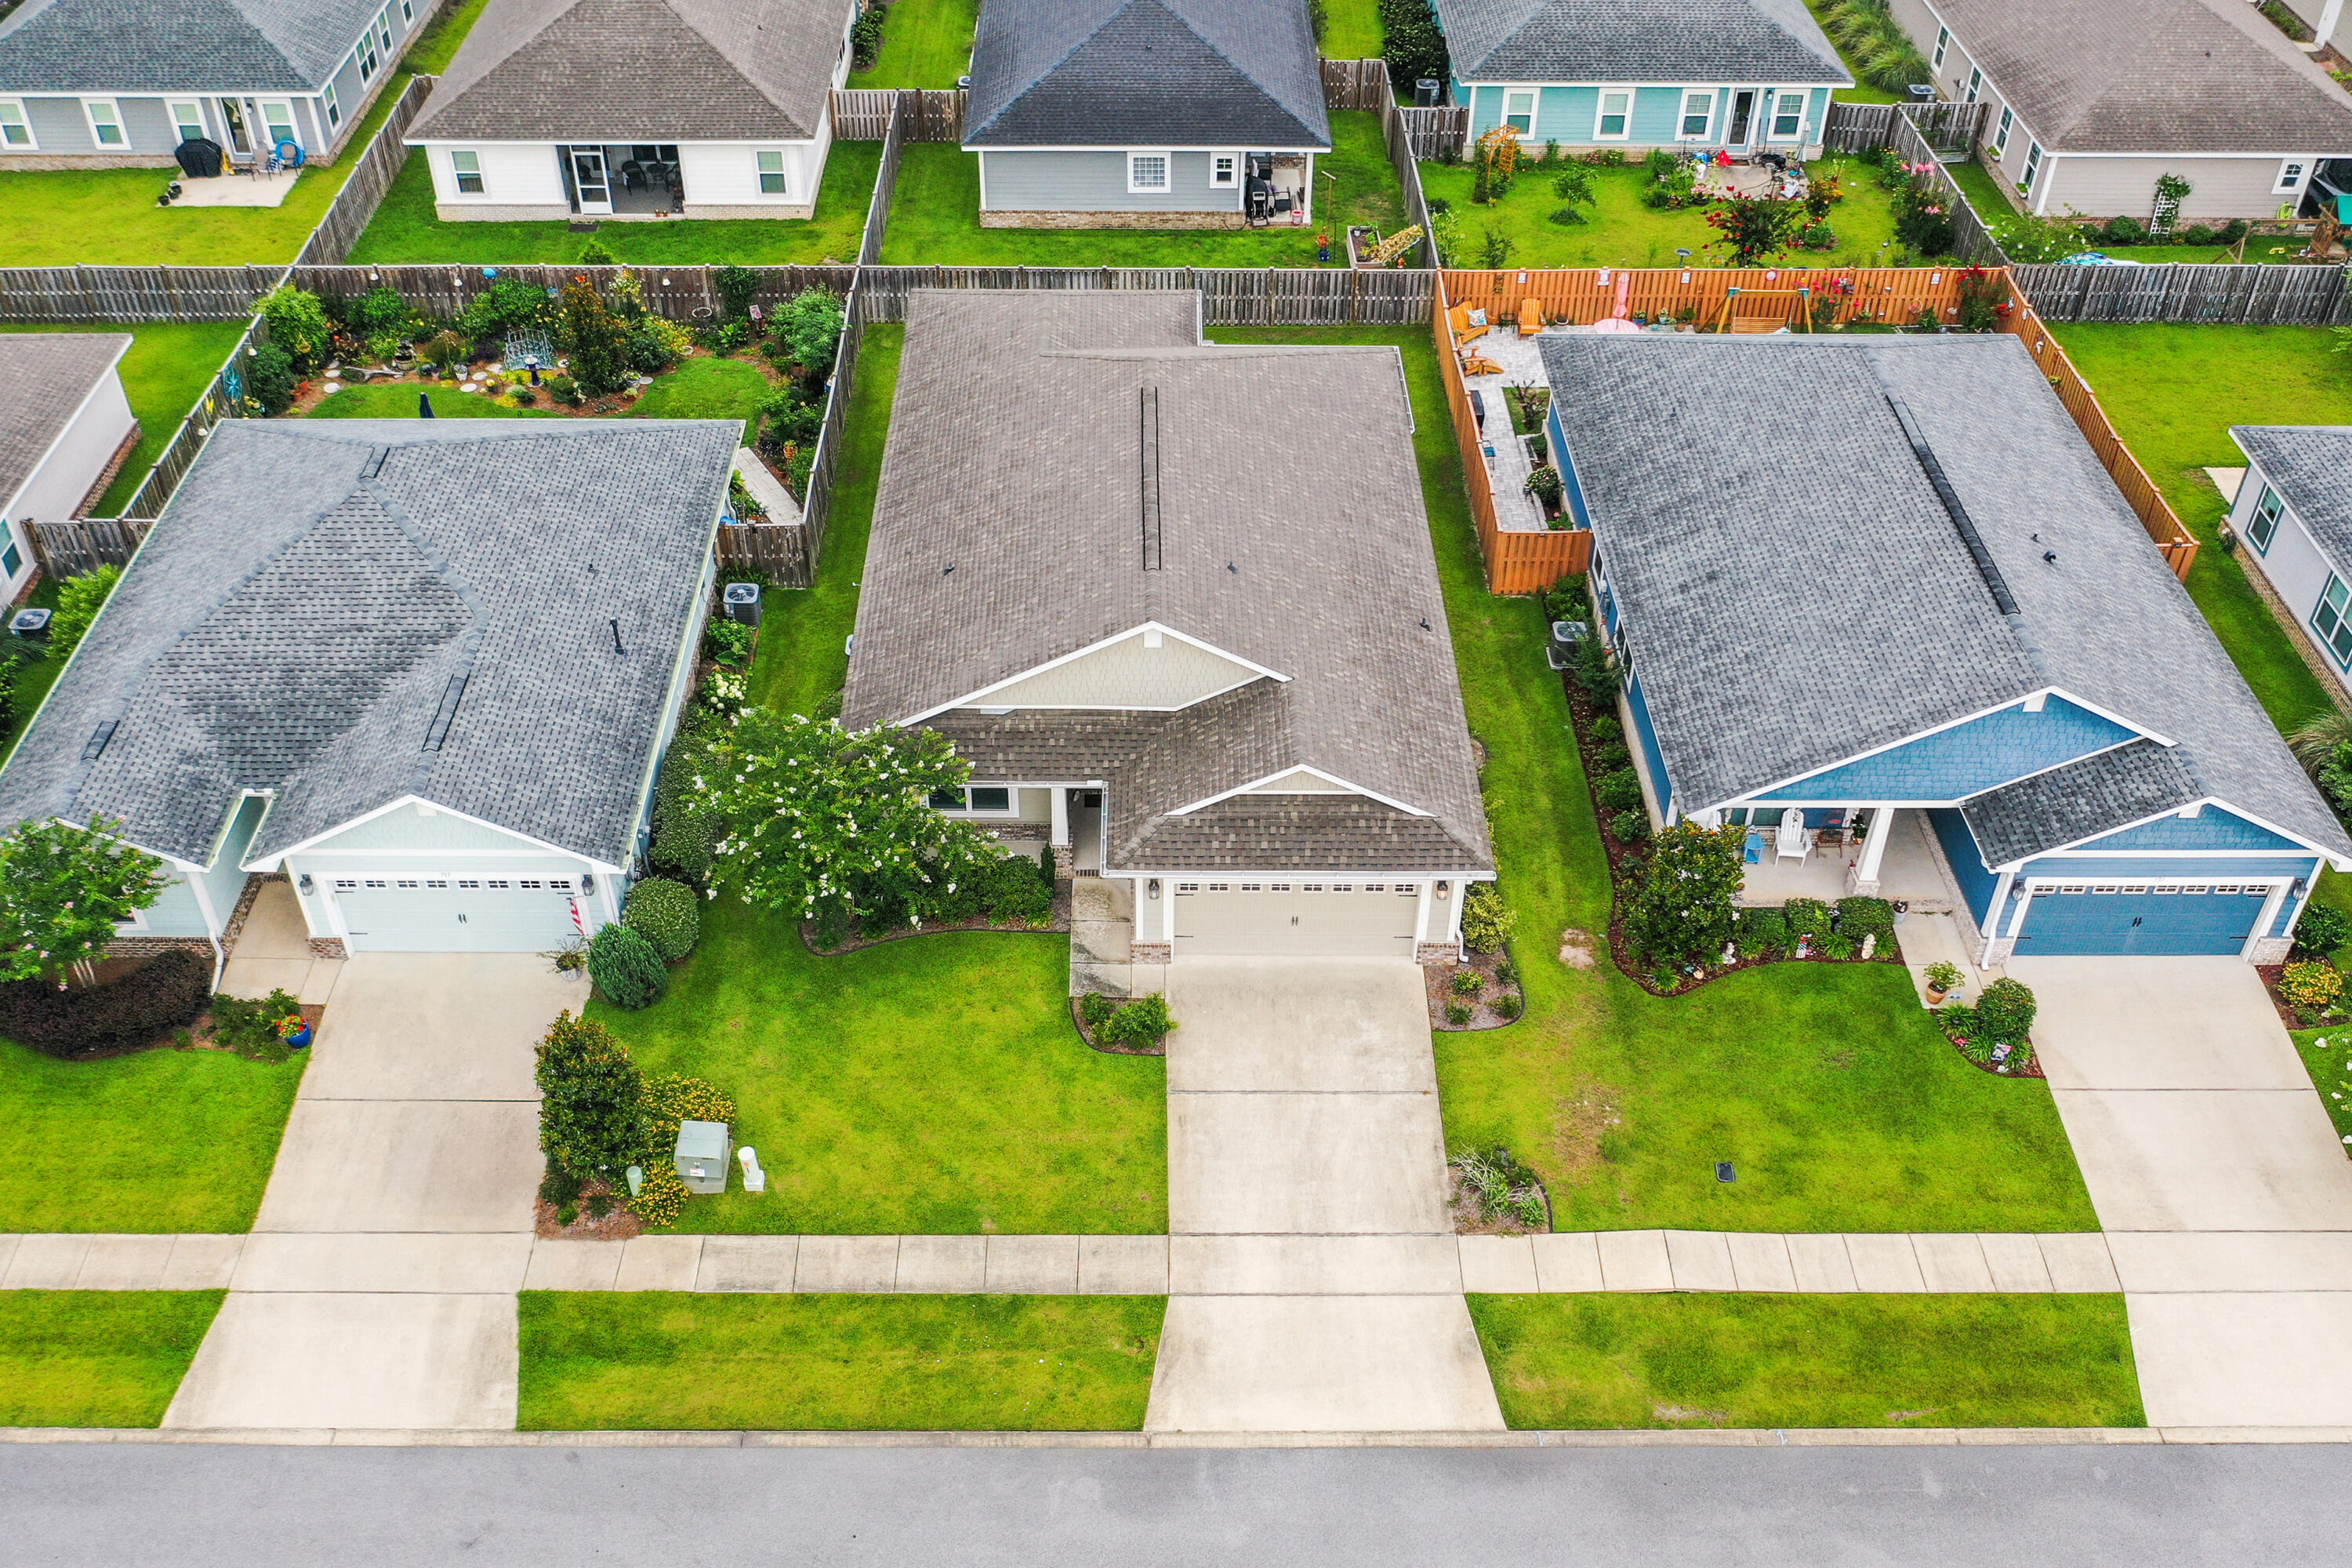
[1961,739,2200,866]
[1918,0,2352,154]
[1541,331,2350,865]
[2232,425,2352,575]
[964,0,1330,148]
[0,0,380,93]
[1435,0,1847,86]
[845,290,1489,875]
[408,0,848,143]
[0,418,734,869]
[0,334,129,511]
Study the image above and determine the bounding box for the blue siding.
[197,796,263,926]
[1752,698,2136,803]
[2071,806,2304,854]
[135,875,211,938]
[2273,889,2307,938]
[2014,886,2268,956]
[1624,670,1671,815]
[1461,83,1699,144]
[1929,808,2002,926]
[1544,405,1592,529]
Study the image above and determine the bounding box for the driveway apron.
[1145,958,1504,1432]
[165,956,578,1431]
[2013,955,2352,1428]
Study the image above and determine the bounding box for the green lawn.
[1469,1294,2145,1429]
[848,0,978,87]
[2292,1025,2352,1153]
[880,114,1403,267]
[1213,325,2096,1234]
[346,140,880,265]
[1799,1,1904,105]
[1948,158,2307,263]
[586,325,1165,1236]
[0,1291,225,1428]
[0,0,488,266]
[1419,154,1906,271]
[1320,0,1384,59]
[0,321,256,516]
[518,1293,1163,1430]
[307,353,775,442]
[2,577,64,754]
[0,1036,307,1232]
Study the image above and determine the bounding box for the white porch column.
[1414,880,1434,942]
[1846,805,1895,895]
[1049,787,1070,848]
[1443,880,1466,943]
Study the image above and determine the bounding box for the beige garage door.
[1172,880,1419,957]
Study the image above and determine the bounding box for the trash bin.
[722,582,762,628]
[675,1119,731,1194]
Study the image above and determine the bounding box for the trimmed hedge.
[622,878,701,963]
[0,949,211,1060]
[588,924,666,1010]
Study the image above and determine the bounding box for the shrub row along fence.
[292,74,436,267]
[288,263,858,319]
[1820,102,2008,268]
[2013,260,2352,325]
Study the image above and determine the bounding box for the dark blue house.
[1538,331,2352,963]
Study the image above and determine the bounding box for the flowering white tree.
[699,711,1003,930]
[0,817,166,986]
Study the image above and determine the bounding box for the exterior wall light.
[296,873,314,895]
[581,872,597,896]
[1436,880,1451,899]
[1147,879,1161,900]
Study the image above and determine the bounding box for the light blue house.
[1430,0,1849,159]
[1539,331,2352,964]
[0,419,735,965]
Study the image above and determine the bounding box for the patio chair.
[1774,813,1810,863]
[1517,297,1544,335]
[1446,303,1490,347]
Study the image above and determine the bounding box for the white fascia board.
[895,620,1287,726]
[28,814,189,871]
[246,793,625,873]
[194,788,274,873]
[1165,764,1429,820]
[1990,796,2352,873]
[1105,863,1494,880]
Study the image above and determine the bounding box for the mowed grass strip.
[0,1291,225,1428]
[1470,1293,2145,1429]
[848,0,979,87]
[517,1293,1164,1430]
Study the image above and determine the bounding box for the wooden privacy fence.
[1818,106,2008,267]
[832,87,964,143]
[715,519,808,582]
[1432,276,1588,595]
[292,74,434,268]
[0,264,281,322]
[1824,101,1987,160]
[857,92,911,265]
[1321,58,1391,111]
[1439,263,1971,328]
[2014,262,2352,325]
[830,88,898,141]
[115,314,273,521]
[852,263,1434,323]
[26,517,151,578]
[289,263,857,320]
[1396,105,1467,161]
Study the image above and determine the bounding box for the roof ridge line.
[1147,0,1327,140]
[969,0,1138,138]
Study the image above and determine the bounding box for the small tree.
[535,1011,645,1178]
[714,263,764,321]
[587,921,666,1008]
[1624,822,1746,966]
[47,564,121,659]
[1703,193,1806,266]
[0,817,165,987]
[772,289,844,378]
[256,284,332,372]
[557,276,632,397]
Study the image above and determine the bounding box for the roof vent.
[363,445,391,479]
[81,720,117,762]
[1139,384,1163,572]
[423,673,469,752]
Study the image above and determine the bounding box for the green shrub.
[1548,207,1588,227]
[1819,933,1856,961]
[348,285,412,338]
[1784,896,1833,942]
[1740,906,1788,957]
[1624,822,1745,965]
[578,236,618,265]
[1454,1147,1545,1226]
[1592,742,1632,773]
[1445,1001,1473,1025]
[535,1011,644,1178]
[1102,992,1175,1047]
[245,342,296,415]
[459,279,550,347]
[982,855,1053,927]
[1588,714,1622,745]
[639,1073,735,1173]
[1609,809,1650,843]
[650,728,722,883]
[851,1,887,67]
[1974,977,2038,1044]
[622,877,700,962]
[626,318,681,376]
[205,985,302,1062]
[630,1160,690,1228]
[1379,0,1450,101]
[511,387,537,406]
[773,288,845,374]
[1078,992,1119,1030]
[2281,960,2343,1014]
[1936,1002,1978,1040]
[588,923,666,1009]
[702,618,754,667]
[1835,895,1896,953]
[1461,883,1515,953]
[257,284,332,371]
[1492,993,1522,1019]
[715,263,764,321]
[1572,627,1618,706]
[1451,968,1483,996]
[2294,902,2352,960]
[548,372,582,406]
[1494,959,1519,986]
[1596,768,1644,812]
[45,564,121,658]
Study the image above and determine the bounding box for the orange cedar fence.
[1432,276,1590,596]
[1439,263,1977,331]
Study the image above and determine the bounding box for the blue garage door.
[2012,883,2268,956]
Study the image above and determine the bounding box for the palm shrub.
[622,877,700,962]
[1624,822,1745,965]
[588,923,666,1009]
[1973,977,2038,1044]
[535,1011,645,1178]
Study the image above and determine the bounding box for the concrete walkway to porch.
[217,880,342,1007]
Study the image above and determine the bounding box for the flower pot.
[281,1023,312,1049]
[1925,983,1951,1006]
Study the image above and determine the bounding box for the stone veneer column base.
[1128,941,1174,964]
[1416,940,1462,964]
[308,938,348,960]
[107,936,213,960]
[2248,936,2292,964]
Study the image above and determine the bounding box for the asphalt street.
[0,1441,2341,1566]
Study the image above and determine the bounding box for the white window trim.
[259,98,297,149]
[1126,150,1171,194]
[1965,67,1982,103]
[1932,27,1950,69]
[2277,157,2311,194]
[1209,150,1237,187]
[166,99,205,143]
[754,147,791,198]
[1993,105,2013,155]
[2020,141,2042,193]
[1593,86,1634,141]
[1766,87,1809,142]
[932,785,1021,819]
[321,82,342,128]
[82,96,126,148]
[401,0,414,20]
[448,147,485,195]
[2248,483,2285,554]
[114,898,151,931]
[0,96,37,151]
[1677,90,1715,142]
[376,5,393,49]
[1501,86,1537,136]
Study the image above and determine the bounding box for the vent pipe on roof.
[610,619,625,655]
[1139,384,1163,572]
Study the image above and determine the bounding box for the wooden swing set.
[1706,285,1816,334]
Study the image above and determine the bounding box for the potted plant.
[1923,960,1963,1006]
[274,1012,313,1050]
[543,935,590,979]
[1525,464,1565,519]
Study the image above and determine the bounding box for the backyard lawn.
[0,1292,225,1428]
[1469,1294,2145,1429]
[0,321,254,515]
[1212,325,2098,1235]
[307,352,775,442]
[1948,158,2312,264]
[849,0,978,87]
[518,1293,1164,1430]
[1417,154,1907,272]
[0,1036,306,1232]
[880,113,1403,267]
[0,0,488,266]
[346,140,880,265]
[1319,0,1384,60]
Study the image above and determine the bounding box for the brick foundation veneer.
[1415,940,1461,964]
[107,936,212,960]
[992,823,1051,841]
[72,421,143,518]
[308,938,348,960]
[2236,546,2352,707]
[981,209,1251,230]
[1128,941,1173,964]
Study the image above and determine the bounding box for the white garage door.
[1172,880,1419,957]
[329,873,584,953]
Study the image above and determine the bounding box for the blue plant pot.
[283,1024,312,1050]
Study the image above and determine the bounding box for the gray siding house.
[2227,426,2352,708]
[962,0,1330,228]
[0,419,735,963]
[0,0,427,169]
[1888,0,2352,222]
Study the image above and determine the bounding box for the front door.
[571,147,612,214]
[1726,89,1757,147]
[218,97,251,157]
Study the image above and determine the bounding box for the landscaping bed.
[1450,1145,1551,1234]
[1070,989,1175,1057]
[800,884,1072,953]
[1426,947,1524,1029]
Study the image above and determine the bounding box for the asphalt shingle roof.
[964,0,1330,148]
[1541,331,2350,866]
[1961,739,2201,866]
[408,0,848,143]
[1918,0,2352,154]
[0,334,128,511]
[845,290,1489,875]
[0,0,380,93]
[1434,0,1846,86]
[2231,425,2352,576]
[0,419,735,869]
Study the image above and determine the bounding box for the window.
[487,879,510,889]
[396,879,419,888]
[551,878,573,891]
[1178,882,1200,892]
[335,878,358,890]
[1503,89,1535,135]
[355,33,381,85]
[756,148,788,195]
[426,879,448,889]
[82,99,125,147]
[2277,158,2310,194]
[1993,106,2013,155]
[1210,152,1236,187]
[458,879,480,889]
[1,539,18,578]
[1769,92,1803,140]
[376,6,394,49]
[322,82,341,128]
[1965,67,1982,103]
[2020,142,2042,193]
[520,879,543,890]
[2314,574,2352,669]
[260,100,296,150]
[1595,90,1631,140]
[448,149,483,194]
[1127,151,1169,192]
[2247,483,2284,553]
[401,0,414,19]
[0,99,32,150]
[1396,884,1416,895]
[168,100,205,143]
[1932,27,1950,68]
[1679,92,1713,140]
[927,786,1014,814]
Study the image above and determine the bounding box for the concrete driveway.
[2013,955,2352,1428]
[167,954,576,1432]
[1147,959,1503,1433]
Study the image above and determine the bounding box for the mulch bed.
[1940,1029,2045,1080]
[535,1178,644,1242]
[1069,997,1166,1057]
[800,887,1073,955]
[182,1000,326,1057]
[285,343,789,422]
[2257,962,2339,1033]
[1425,948,1524,1030]
[1447,1165,1553,1236]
